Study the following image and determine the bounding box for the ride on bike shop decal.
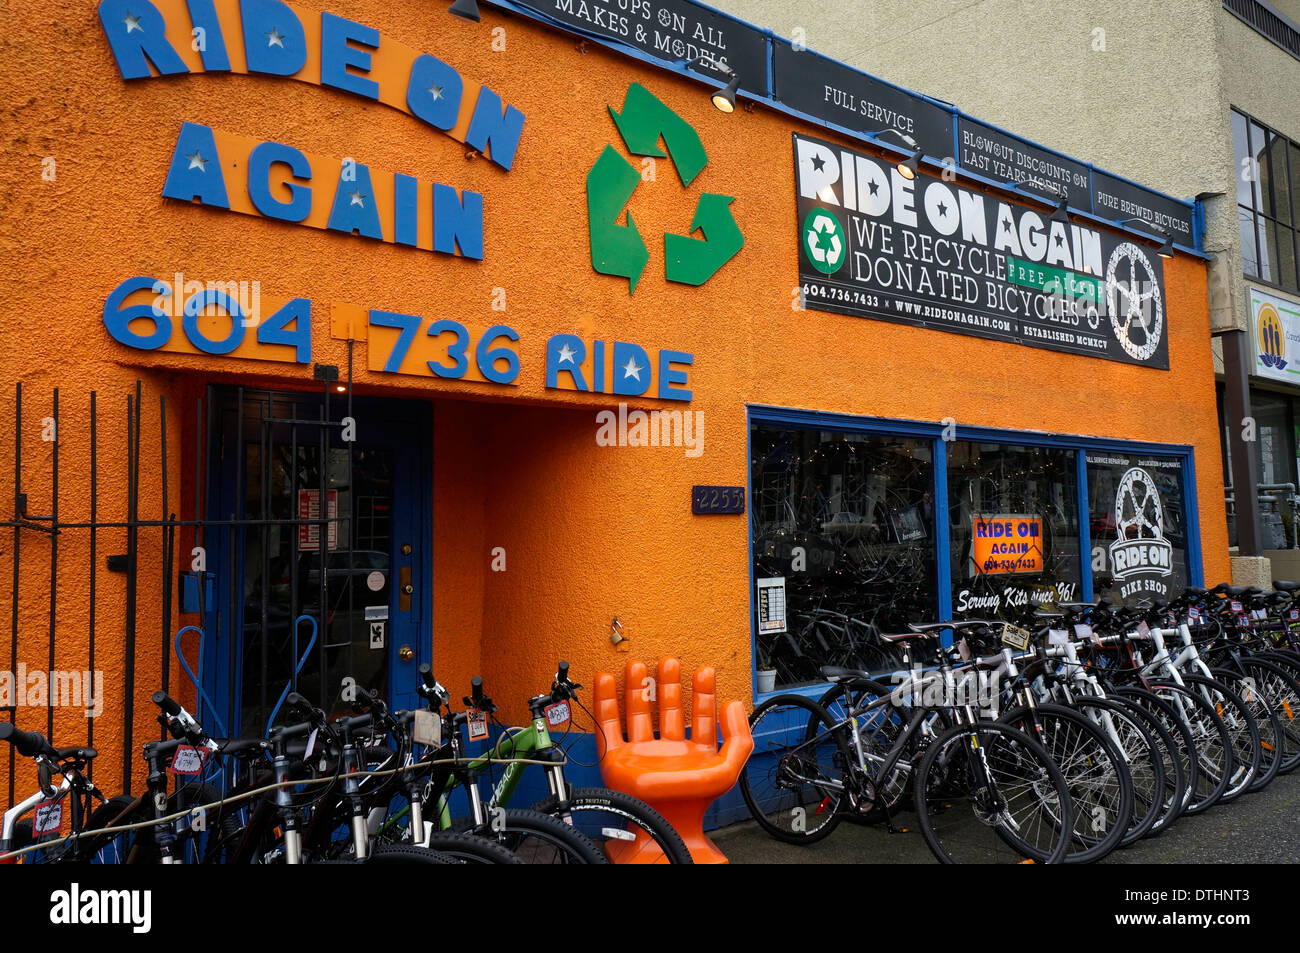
[1087,453,1186,603]
[794,133,1169,369]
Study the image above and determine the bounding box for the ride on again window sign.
[972,516,1042,574]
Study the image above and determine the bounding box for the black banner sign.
[1086,453,1187,604]
[957,117,1092,204]
[772,41,954,160]
[1091,172,1196,247]
[794,133,1170,369]
[510,0,770,95]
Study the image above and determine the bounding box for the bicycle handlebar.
[0,722,58,760]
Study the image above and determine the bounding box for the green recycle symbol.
[586,83,744,293]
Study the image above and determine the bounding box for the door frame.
[202,386,433,735]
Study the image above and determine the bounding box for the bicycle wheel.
[313,844,456,864]
[1237,658,1300,775]
[1147,681,1233,814]
[1178,674,1259,802]
[1000,703,1134,864]
[1068,697,1165,846]
[739,694,849,844]
[530,787,693,864]
[1102,693,1186,838]
[816,678,913,824]
[456,808,610,864]
[1112,686,1198,825]
[914,720,1073,864]
[423,830,526,864]
[1213,666,1283,792]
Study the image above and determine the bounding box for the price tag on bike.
[1136,621,1150,639]
[1074,623,1096,643]
[1000,624,1031,650]
[1047,628,1070,648]
[412,709,441,747]
[1230,600,1243,613]
[33,800,62,836]
[956,636,971,662]
[1290,609,1299,622]
[170,745,207,776]
[467,708,488,741]
[544,700,571,728]
[1187,607,1200,623]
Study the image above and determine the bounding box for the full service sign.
[794,134,1170,369]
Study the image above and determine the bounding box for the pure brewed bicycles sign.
[794,133,1170,369]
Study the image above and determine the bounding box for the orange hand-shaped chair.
[593,658,754,863]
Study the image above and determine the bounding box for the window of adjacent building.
[1087,453,1190,605]
[947,443,1082,615]
[750,424,937,689]
[1234,107,1300,293]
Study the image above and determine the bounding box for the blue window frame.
[747,405,1203,699]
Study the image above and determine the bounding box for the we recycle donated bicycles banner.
[793,133,1170,369]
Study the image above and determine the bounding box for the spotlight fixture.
[448,0,480,22]
[1115,217,1175,259]
[869,127,922,180]
[686,56,740,113]
[1049,200,1071,226]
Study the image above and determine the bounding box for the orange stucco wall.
[0,0,1227,796]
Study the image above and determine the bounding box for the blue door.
[203,388,431,735]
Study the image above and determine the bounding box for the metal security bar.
[0,363,357,805]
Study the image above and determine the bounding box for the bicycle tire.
[1235,657,1300,774]
[1101,693,1186,838]
[913,720,1074,864]
[1177,674,1259,802]
[423,830,526,864]
[1212,666,1283,792]
[816,677,914,824]
[530,787,694,864]
[739,693,849,845]
[1000,703,1134,864]
[1146,680,1233,814]
[312,844,456,864]
[1066,696,1165,846]
[1111,686,1198,824]
[455,808,610,864]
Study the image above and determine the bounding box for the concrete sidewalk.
[712,767,1300,864]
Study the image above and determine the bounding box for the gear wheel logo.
[585,83,744,294]
[802,209,846,274]
[1109,467,1173,580]
[1105,242,1164,362]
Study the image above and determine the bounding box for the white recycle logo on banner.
[803,210,846,274]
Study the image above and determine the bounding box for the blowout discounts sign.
[794,134,1169,369]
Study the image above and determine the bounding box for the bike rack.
[174,625,229,740]
[264,615,319,737]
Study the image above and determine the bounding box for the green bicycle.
[375,663,692,864]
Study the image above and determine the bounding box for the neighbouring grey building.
[712,0,1300,583]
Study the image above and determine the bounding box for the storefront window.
[947,443,1082,616]
[1087,453,1190,604]
[751,425,936,689]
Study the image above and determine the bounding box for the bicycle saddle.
[1274,580,1300,592]
[819,665,880,685]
